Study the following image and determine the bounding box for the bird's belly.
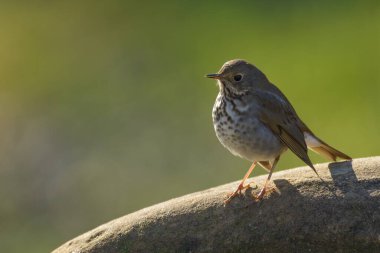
[213,116,284,162]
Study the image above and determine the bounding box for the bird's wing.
[251,90,318,174]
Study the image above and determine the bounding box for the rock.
[52,157,380,253]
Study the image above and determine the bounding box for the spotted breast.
[212,91,286,162]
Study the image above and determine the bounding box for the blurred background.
[0,1,379,252]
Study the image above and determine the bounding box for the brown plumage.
[206,59,351,203]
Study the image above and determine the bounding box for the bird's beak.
[205,73,221,79]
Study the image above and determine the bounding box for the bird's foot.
[224,182,257,204]
[254,185,276,201]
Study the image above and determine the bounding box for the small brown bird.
[206,59,351,203]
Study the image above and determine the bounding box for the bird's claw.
[224,182,257,204]
[254,185,276,201]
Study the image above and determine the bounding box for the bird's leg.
[224,161,257,204]
[255,156,279,201]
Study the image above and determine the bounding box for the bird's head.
[206,59,268,94]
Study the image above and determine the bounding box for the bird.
[206,59,351,203]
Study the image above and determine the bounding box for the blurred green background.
[0,1,379,252]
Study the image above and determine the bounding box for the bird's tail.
[303,131,351,161]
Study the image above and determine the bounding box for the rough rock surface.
[53,157,380,253]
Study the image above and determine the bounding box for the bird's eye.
[233,74,243,82]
